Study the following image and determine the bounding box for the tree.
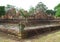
[54,3,60,17]
[19,8,29,18]
[29,6,35,15]
[5,4,16,19]
[18,9,29,33]
[46,10,56,16]
[5,4,15,11]
[5,4,16,15]
[0,6,5,17]
[35,2,48,12]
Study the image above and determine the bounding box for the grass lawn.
[23,30,60,42]
[33,31,60,42]
[0,30,60,42]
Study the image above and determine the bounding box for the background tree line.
[0,2,60,18]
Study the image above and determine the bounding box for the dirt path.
[0,32,21,42]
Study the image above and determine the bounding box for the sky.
[0,0,60,10]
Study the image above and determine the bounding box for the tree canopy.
[35,2,48,12]
[5,4,16,15]
[46,10,56,16]
[29,6,35,15]
[19,8,29,18]
[0,6,5,16]
[54,3,60,17]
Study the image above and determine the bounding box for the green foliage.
[0,6,5,16]
[29,7,35,15]
[54,3,60,17]
[6,4,15,8]
[19,9,29,18]
[54,4,60,11]
[46,10,56,15]
[19,9,25,17]
[29,2,48,15]
[35,2,48,12]
[55,8,60,17]
[6,4,16,14]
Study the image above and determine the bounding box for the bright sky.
[0,0,60,10]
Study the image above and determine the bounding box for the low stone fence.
[0,23,60,39]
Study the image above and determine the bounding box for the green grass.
[22,30,60,42]
[31,30,60,42]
